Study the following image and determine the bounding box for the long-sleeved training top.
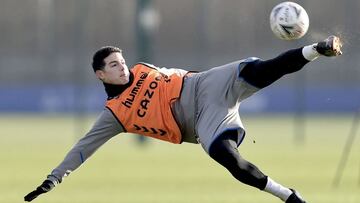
[47,59,258,184]
[47,64,198,184]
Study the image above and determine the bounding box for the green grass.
[0,114,359,203]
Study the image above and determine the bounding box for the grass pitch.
[0,114,359,203]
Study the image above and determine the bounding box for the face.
[95,52,130,85]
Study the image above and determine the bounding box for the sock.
[302,44,320,61]
[263,177,293,201]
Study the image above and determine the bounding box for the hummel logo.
[133,124,166,136]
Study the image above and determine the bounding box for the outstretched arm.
[24,108,123,202]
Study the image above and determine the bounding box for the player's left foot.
[315,35,343,57]
[285,189,306,203]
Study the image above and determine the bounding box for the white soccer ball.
[270,2,309,40]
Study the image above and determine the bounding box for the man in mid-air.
[25,35,342,203]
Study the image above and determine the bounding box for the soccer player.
[25,36,342,203]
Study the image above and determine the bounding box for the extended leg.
[239,35,342,88]
[208,130,306,202]
[239,47,309,88]
[208,130,268,189]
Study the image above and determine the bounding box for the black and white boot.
[316,35,343,57]
[285,189,307,203]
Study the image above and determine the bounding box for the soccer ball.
[270,2,309,40]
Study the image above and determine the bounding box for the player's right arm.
[24,108,123,202]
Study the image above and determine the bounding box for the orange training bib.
[106,63,185,143]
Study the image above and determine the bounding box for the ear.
[95,70,105,81]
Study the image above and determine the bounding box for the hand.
[24,180,55,202]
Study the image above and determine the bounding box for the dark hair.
[92,46,122,72]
